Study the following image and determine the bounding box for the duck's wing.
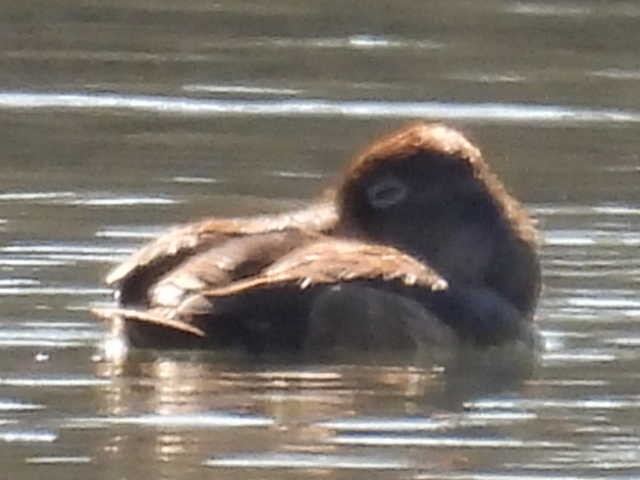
[105,202,338,305]
[196,239,447,299]
[92,228,319,332]
[171,239,447,331]
[92,239,448,340]
[147,229,317,308]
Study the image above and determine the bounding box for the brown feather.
[90,307,205,337]
[105,202,338,306]
[176,240,447,316]
[149,230,318,307]
[106,202,337,287]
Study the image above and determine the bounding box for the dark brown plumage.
[93,123,540,353]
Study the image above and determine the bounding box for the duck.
[92,123,540,355]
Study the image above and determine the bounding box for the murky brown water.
[2,1,640,478]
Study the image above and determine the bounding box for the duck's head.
[335,123,538,307]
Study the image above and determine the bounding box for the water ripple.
[331,435,573,449]
[5,36,441,63]
[67,412,274,429]
[508,3,593,17]
[417,474,627,480]
[205,452,409,470]
[0,191,176,207]
[1,245,131,255]
[64,197,177,206]
[0,430,58,443]
[0,324,101,348]
[0,400,44,411]
[0,287,111,296]
[182,84,301,96]
[0,243,132,269]
[0,192,76,201]
[25,456,92,464]
[0,376,109,387]
[318,411,536,433]
[0,91,639,124]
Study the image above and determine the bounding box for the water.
[1,1,640,478]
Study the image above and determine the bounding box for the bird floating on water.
[92,123,540,356]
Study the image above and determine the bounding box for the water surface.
[1,1,640,479]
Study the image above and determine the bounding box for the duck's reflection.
[90,349,536,474]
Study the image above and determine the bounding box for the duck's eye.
[366,176,408,209]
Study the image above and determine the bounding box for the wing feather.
[105,202,337,305]
[97,238,447,343]
[177,239,447,314]
[91,307,205,337]
[149,230,316,307]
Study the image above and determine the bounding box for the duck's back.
[109,202,338,307]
